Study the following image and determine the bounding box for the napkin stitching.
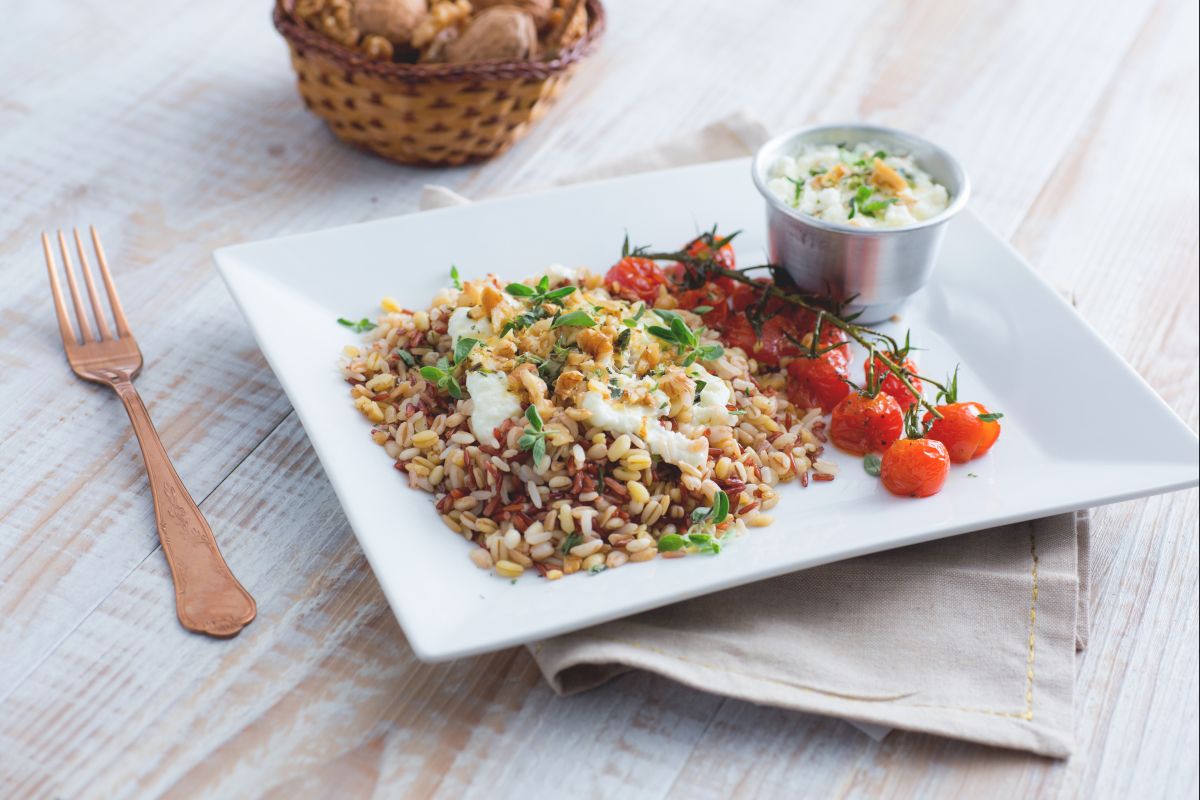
[569,530,1041,721]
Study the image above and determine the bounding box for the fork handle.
[113,379,256,637]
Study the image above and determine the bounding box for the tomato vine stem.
[634,245,946,420]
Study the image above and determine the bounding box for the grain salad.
[340,263,835,580]
[766,142,950,228]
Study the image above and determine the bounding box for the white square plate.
[215,158,1198,661]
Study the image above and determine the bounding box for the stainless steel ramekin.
[751,124,970,323]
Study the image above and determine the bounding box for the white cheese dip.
[767,141,949,229]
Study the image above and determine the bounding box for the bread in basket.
[273,0,606,166]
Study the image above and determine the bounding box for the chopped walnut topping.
[870,158,908,193]
[576,327,613,365]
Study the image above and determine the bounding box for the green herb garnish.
[863,453,882,477]
[505,274,577,305]
[517,404,548,465]
[551,309,597,329]
[337,317,377,333]
[657,534,686,552]
[453,337,479,366]
[419,359,462,399]
[615,327,632,352]
[646,314,723,366]
[394,348,416,367]
[561,532,582,555]
[450,265,462,290]
[977,412,1004,423]
[689,490,730,526]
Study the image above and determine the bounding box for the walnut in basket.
[443,5,538,62]
[293,0,584,63]
[470,0,552,28]
[352,0,427,44]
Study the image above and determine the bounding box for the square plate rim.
[214,158,1198,661]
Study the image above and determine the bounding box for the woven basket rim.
[274,0,605,83]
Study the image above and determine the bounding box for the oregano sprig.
[517,404,548,466]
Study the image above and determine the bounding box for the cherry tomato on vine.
[923,402,1002,463]
[880,438,950,497]
[677,284,729,327]
[865,353,923,412]
[685,233,737,271]
[753,316,805,367]
[829,391,904,455]
[605,257,667,303]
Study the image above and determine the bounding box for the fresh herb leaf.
[615,328,632,352]
[505,282,536,297]
[967,472,979,478]
[450,265,462,290]
[453,337,478,365]
[687,532,722,554]
[712,490,729,524]
[856,185,873,203]
[693,379,707,404]
[688,491,729,528]
[588,564,607,575]
[691,305,714,315]
[418,360,462,399]
[977,412,1004,423]
[394,348,416,367]
[657,534,686,552]
[561,532,582,554]
[543,286,577,302]
[874,150,888,160]
[519,404,548,466]
[622,304,647,327]
[862,198,898,217]
[552,310,597,329]
[337,317,377,333]
[787,176,806,205]
[863,453,882,477]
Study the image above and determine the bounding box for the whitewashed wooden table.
[1,0,1197,796]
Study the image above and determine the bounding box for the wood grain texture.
[0,0,1196,796]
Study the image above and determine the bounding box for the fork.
[42,227,256,638]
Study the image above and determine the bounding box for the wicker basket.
[273,0,605,166]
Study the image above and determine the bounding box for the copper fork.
[42,228,256,638]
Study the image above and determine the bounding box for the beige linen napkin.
[420,113,1089,758]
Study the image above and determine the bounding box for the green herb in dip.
[767,142,949,229]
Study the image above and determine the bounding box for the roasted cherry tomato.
[724,277,773,312]
[881,438,950,497]
[685,233,737,271]
[605,256,667,303]
[677,284,729,327]
[753,316,804,367]
[829,391,904,455]
[786,354,849,413]
[923,402,1001,463]
[865,354,923,412]
[718,313,758,356]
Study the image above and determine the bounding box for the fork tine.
[42,233,79,346]
[90,226,132,337]
[57,230,95,342]
[73,228,113,340]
